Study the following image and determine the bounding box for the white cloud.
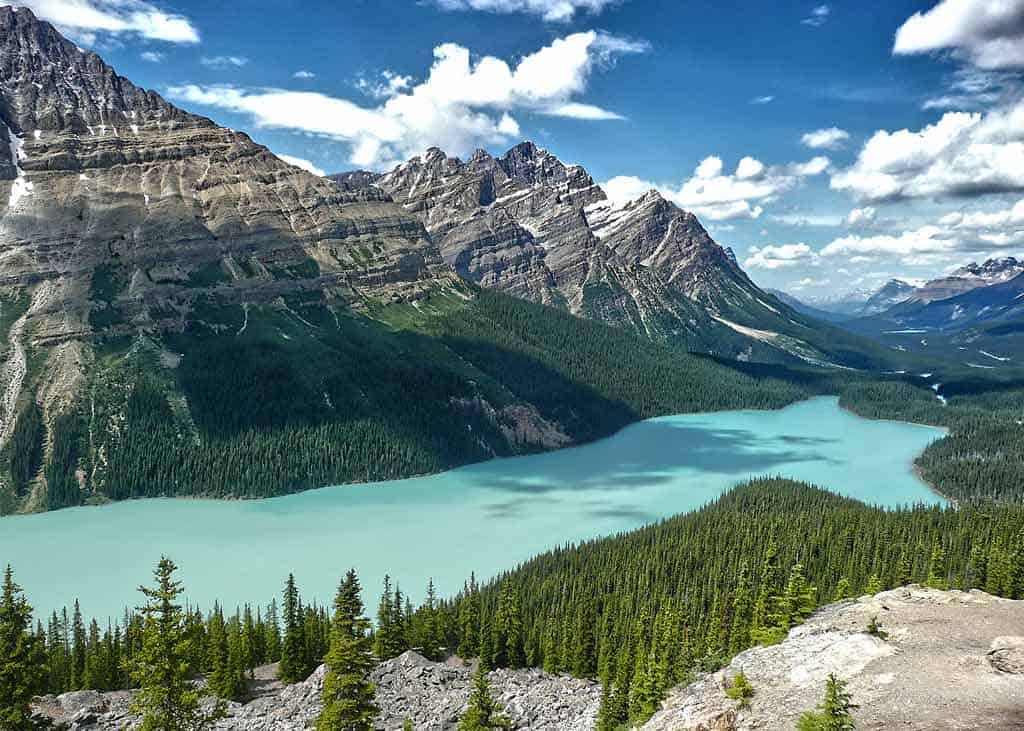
[845,206,877,227]
[15,0,199,44]
[751,95,775,105]
[293,70,316,80]
[790,277,832,290]
[801,127,850,150]
[801,4,831,27]
[140,50,164,63]
[168,31,644,169]
[830,99,1024,202]
[922,68,1020,110]
[893,0,1024,70]
[276,154,326,177]
[601,153,829,221]
[201,55,249,68]
[431,0,617,21]
[745,243,818,269]
[821,198,1024,265]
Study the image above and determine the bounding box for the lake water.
[0,397,945,622]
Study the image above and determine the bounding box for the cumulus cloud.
[845,206,877,227]
[821,198,1024,265]
[601,154,830,221]
[14,0,199,44]
[745,243,818,270]
[801,4,830,27]
[801,127,850,150]
[276,154,326,177]
[293,70,316,80]
[830,99,1024,202]
[789,277,832,290]
[893,0,1024,70]
[200,56,248,69]
[168,31,644,169]
[431,0,618,21]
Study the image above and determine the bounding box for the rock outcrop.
[643,586,1024,730]
[34,651,601,730]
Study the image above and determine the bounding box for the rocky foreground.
[34,586,1024,730]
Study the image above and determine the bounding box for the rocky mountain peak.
[953,256,1022,281]
[0,5,198,135]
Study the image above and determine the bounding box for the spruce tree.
[864,574,882,595]
[374,575,404,660]
[832,578,851,602]
[458,667,509,730]
[926,540,948,590]
[279,574,307,683]
[128,557,223,731]
[0,566,43,730]
[797,673,858,730]
[317,570,378,731]
[725,670,754,709]
[457,576,480,660]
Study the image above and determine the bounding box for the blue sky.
[23,0,1024,299]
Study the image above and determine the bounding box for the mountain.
[860,278,918,315]
[333,145,892,368]
[800,279,918,318]
[765,289,856,323]
[0,7,814,513]
[905,257,1023,305]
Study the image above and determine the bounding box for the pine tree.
[595,679,616,731]
[458,667,509,730]
[864,574,882,595]
[832,578,851,602]
[725,670,754,709]
[797,673,858,730]
[375,576,405,660]
[926,540,948,590]
[279,574,307,683]
[127,557,223,731]
[70,600,86,690]
[457,576,480,660]
[0,566,44,730]
[263,600,282,663]
[571,602,597,678]
[317,570,378,731]
[729,560,753,655]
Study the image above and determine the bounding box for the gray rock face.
[643,586,1024,731]
[0,6,461,443]
[35,652,601,731]
[340,143,795,358]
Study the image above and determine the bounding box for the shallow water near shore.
[0,396,945,620]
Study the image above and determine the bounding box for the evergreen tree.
[374,575,405,660]
[458,667,509,730]
[725,671,754,709]
[456,576,480,660]
[729,560,753,655]
[926,539,948,590]
[0,566,43,730]
[797,673,858,731]
[279,574,307,683]
[571,602,597,678]
[832,578,851,602]
[263,600,282,663]
[864,574,882,595]
[128,557,223,731]
[317,570,378,731]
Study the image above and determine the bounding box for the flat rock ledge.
[643,585,1024,731]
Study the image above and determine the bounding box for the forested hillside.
[0,289,811,512]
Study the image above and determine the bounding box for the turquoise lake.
[0,397,945,621]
